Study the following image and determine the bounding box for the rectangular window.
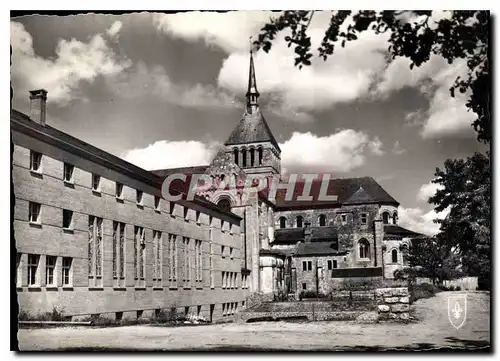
[184,207,189,221]
[136,190,143,205]
[302,261,307,272]
[341,214,347,224]
[183,237,190,287]
[153,231,162,287]
[222,271,226,289]
[16,253,22,288]
[88,216,103,287]
[62,257,72,286]
[169,234,177,284]
[29,202,41,224]
[221,245,226,258]
[302,282,307,290]
[209,242,214,288]
[333,260,338,269]
[27,254,39,286]
[63,163,74,183]
[30,151,42,172]
[45,256,57,286]
[229,247,233,259]
[221,220,225,231]
[308,261,312,271]
[196,211,201,224]
[134,226,145,286]
[169,202,175,216]
[154,196,161,211]
[361,213,368,225]
[63,209,73,229]
[92,174,100,192]
[115,182,123,199]
[194,240,202,284]
[327,260,332,270]
[112,222,126,286]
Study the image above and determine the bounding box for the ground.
[16,291,490,351]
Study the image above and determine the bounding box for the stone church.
[152,50,423,299]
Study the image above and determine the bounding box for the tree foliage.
[257,10,490,144]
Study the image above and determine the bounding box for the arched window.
[233,149,239,165]
[242,149,247,168]
[250,148,255,167]
[296,216,303,228]
[382,212,390,224]
[279,216,287,229]
[258,147,263,165]
[358,239,370,259]
[318,214,326,227]
[391,249,398,263]
[217,199,231,213]
[392,212,398,224]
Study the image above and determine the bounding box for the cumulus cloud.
[10,21,131,105]
[106,20,123,40]
[398,206,449,236]
[417,181,444,203]
[392,140,406,155]
[122,140,220,170]
[107,61,241,109]
[279,130,384,173]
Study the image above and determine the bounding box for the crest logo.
[448,293,467,329]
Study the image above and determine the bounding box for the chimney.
[29,89,48,126]
[304,221,312,243]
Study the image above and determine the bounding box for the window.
[319,214,326,227]
[229,247,233,259]
[27,254,39,286]
[391,249,398,263]
[222,271,226,289]
[258,147,263,165]
[333,260,338,269]
[221,245,226,258]
[45,256,57,286]
[134,226,146,286]
[242,149,247,167]
[233,148,239,165]
[169,234,177,284]
[358,239,370,259]
[341,214,347,224]
[327,260,332,270]
[217,199,231,213]
[154,196,161,212]
[153,231,162,287]
[115,183,123,199]
[361,213,368,225]
[302,283,307,290]
[183,237,190,288]
[169,202,175,216]
[393,212,398,225]
[250,148,255,166]
[296,216,303,228]
[63,163,74,183]
[209,243,214,288]
[302,260,312,271]
[62,257,72,286]
[279,216,287,229]
[136,190,143,205]
[196,211,201,224]
[88,216,103,287]
[29,202,41,224]
[382,212,390,224]
[30,151,42,172]
[91,174,101,192]
[112,222,126,286]
[195,240,202,285]
[63,209,73,229]
[16,253,22,287]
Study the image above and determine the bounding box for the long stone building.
[12,50,422,321]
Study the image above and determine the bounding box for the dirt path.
[16,291,490,351]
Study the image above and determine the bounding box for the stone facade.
[375,287,410,321]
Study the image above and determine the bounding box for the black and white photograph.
[9,8,491,352]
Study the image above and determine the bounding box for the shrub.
[410,283,441,304]
[298,290,327,300]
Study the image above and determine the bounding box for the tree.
[429,151,491,285]
[257,10,490,144]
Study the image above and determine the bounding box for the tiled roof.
[273,176,399,210]
[224,108,280,151]
[384,225,424,237]
[295,242,348,257]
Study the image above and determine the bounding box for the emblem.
[448,293,467,329]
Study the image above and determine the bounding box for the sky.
[10,11,487,236]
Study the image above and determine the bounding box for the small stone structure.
[375,287,410,321]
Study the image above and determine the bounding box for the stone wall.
[375,287,410,321]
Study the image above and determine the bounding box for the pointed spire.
[246,38,260,113]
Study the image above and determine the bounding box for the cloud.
[10,21,131,105]
[279,130,384,173]
[417,181,443,203]
[392,140,406,155]
[122,140,219,170]
[398,206,449,236]
[106,21,123,40]
[106,61,241,109]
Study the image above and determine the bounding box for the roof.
[295,242,348,257]
[151,166,209,179]
[224,108,281,151]
[273,226,338,245]
[273,176,399,210]
[11,109,240,221]
[384,225,423,237]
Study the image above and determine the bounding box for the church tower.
[224,46,281,179]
